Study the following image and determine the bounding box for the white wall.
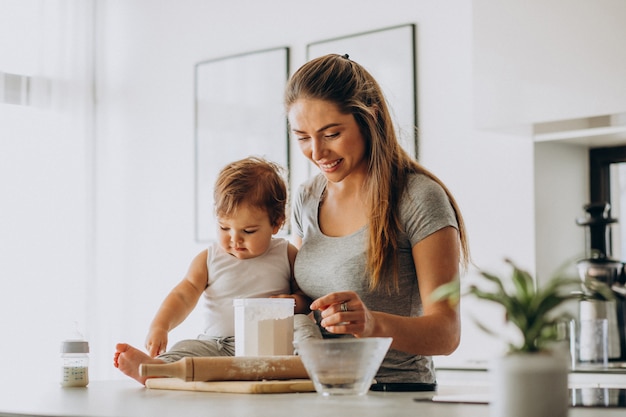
[534,142,589,280]
[473,0,626,128]
[4,0,623,385]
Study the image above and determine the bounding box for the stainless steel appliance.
[576,202,626,361]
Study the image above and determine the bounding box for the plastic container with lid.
[61,339,89,387]
[233,298,295,356]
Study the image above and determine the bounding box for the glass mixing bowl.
[295,337,392,396]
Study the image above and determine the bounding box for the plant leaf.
[430,257,595,353]
[507,259,535,304]
[430,280,461,304]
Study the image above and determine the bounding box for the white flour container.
[234,298,295,356]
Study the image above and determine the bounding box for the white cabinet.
[437,367,626,388]
[473,0,626,129]
[534,113,626,148]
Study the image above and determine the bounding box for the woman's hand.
[310,291,375,338]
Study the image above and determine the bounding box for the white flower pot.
[490,351,569,417]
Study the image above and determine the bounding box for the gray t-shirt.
[292,173,458,383]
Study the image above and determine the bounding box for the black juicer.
[576,202,626,361]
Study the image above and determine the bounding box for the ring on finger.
[340,301,349,312]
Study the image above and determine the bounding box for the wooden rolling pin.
[139,356,310,382]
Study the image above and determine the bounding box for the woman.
[286,54,470,385]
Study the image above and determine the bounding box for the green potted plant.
[432,258,613,417]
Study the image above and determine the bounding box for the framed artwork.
[194,47,290,242]
[307,24,417,158]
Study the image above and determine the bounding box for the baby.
[114,156,310,384]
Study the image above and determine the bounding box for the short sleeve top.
[292,173,458,383]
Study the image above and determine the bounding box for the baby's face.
[216,204,279,260]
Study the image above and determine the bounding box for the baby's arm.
[145,250,208,357]
[272,243,311,315]
[290,292,313,315]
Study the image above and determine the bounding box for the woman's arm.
[310,226,461,356]
[272,242,311,314]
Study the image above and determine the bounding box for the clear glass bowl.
[295,337,392,396]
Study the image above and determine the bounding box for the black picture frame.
[194,47,290,242]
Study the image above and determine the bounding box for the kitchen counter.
[0,379,625,417]
[437,362,626,388]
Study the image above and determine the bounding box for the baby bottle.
[60,327,90,387]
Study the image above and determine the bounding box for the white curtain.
[0,0,95,384]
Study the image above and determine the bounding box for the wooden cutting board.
[146,378,315,394]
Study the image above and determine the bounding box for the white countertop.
[0,379,625,417]
[436,363,626,388]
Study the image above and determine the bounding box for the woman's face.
[288,98,368,184]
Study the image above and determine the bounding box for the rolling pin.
[139,356,310,382]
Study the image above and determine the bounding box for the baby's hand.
[145,328,168,357]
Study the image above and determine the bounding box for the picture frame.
[194,47,290,242]
[307,24,417,158]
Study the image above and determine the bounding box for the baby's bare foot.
[114,343,164,385]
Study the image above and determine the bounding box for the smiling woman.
[284,54,470,386]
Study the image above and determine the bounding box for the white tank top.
[199,238,291,337]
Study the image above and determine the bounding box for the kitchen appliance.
[576,202,626,361]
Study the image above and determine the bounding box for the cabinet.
[436,366,626,388]
[473,0,626,129]
[534,113,626,148]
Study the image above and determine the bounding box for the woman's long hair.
[286,54,469,293]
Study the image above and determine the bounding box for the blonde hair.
[285,54,469,293]
[214,156,288,229]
